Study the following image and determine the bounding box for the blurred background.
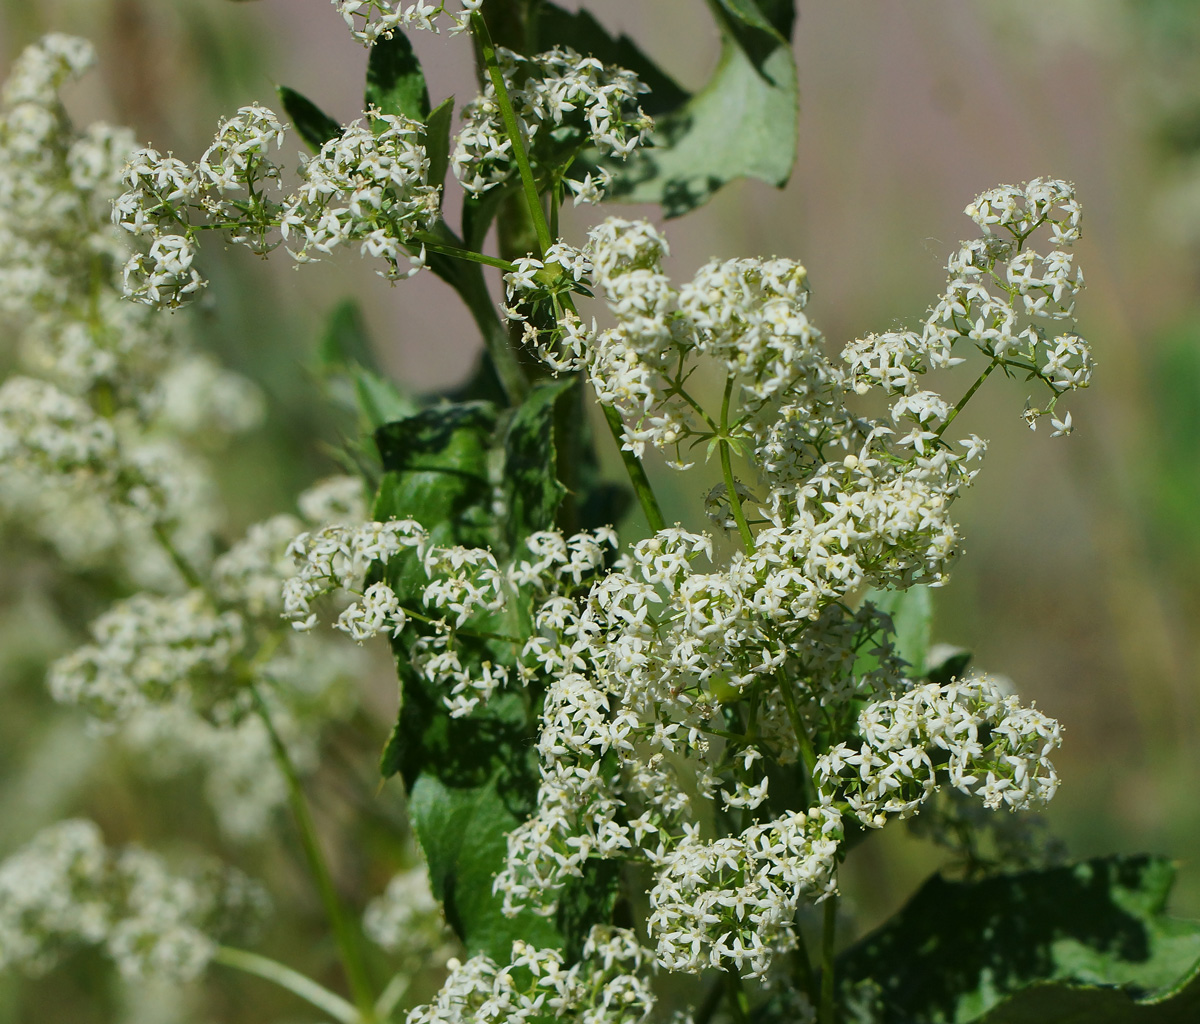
[2,0,1199,1020]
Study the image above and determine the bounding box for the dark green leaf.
[602,0,798,218]
[424,96,455,190]
[462,182,518,254]
[277,85,341,154]
[837,856,1200,1024]
[373,402,498,560]
[404,700,559,962]
[501,376,578,547]
[365,29,431,122]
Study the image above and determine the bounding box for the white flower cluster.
[283,518,426,636]
[113,107,440,306]
[814,677,1061,829]
[453,46,651,200]
[846,178,1089,429]
[406,928,654,1024]
[0,36,261,581]
[363,861,453,961]
[0,820,268,981]
[46,591,245,722]
[332,0,483,45]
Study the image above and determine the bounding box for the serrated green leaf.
[277,85,341,154]
[501,376,577,547]
[837,856,1200,1024]
[365,29,431,122]
[424,96,454,190]
[601,0,798,218]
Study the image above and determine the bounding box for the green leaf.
[601,0,798,218]
[864,584,932,678]
[837,856,1200,1024]
[316,299,414,431]
[365,29,431,122]
[319,298,379,374]
[501,376,578,547]
[404,699,560,962]
[277,85,341,154]
[372,402,498,562]
[424,96,455,190]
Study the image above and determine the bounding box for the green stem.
[152,523,204,590]
[725,970,751,1024]
[472,11,553,255]
[720,377,755,553]
[937,356,1001,438]
[417,238,516,271]
[820,893,839,1024]
[213,946,359,1024]
[602,402,666,532]
[473,10,673,527]
[778,675,817,794]
[694,974,727,1024]
[250,685,377,1022]
[374,971,411,1021]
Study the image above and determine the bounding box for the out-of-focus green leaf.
[838,856,1200,1023]
[316,299,414,431]
[602,0,798,217]
[864,584,932,678]
[365,29,431,121]
[424,96,455,190]
[277,85,341,154]
[318,298,378,374]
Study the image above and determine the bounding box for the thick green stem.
[820,894,839,1024]
[720,377,755,553]
[250,685,377,1022]
[725,970,751,1024]
[213,946,359,1024]
[472,12,553,255]
[602,403,666,532]
[472,9,671,527]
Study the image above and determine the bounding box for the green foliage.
[837,856,1200,1023]
[316,299,414,433]
[372,382,605,961]
[865,585,933,678]
[276,85,340,153]
[365,29,431,122]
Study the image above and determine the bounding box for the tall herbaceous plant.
[1,4,1196,1023]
